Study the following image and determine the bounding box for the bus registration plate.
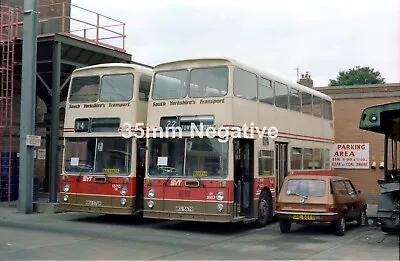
[292,214,315,220]
[85,200,102,207]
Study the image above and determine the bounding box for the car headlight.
[148,188,155,198]
[121,198,127,206]
[217,204,224,212]
[120,186,128,196]
[63,195,69,202]
[216,191,224,201]
[63,184,70,192]
[148,200,154,208]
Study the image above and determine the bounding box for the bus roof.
[72,62,153,76]
[154,57,332,102]
[359,101,400,140]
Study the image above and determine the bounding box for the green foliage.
[329,66,385,86]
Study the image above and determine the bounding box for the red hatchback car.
[275,175,368,236]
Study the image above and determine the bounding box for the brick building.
[318,83,400,202]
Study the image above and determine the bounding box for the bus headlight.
[217,203,224,212]
[216,191,224,201]
[63,195,69,202]
[148,188,155,198]
[148,200,154,209]
[63,184,70,192]
[120,186,128,196]
[121,198,127,206]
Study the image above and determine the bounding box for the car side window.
[333,180,348,195]
[344,180,357,195]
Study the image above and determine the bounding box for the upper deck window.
[233,68,257,100]
[69,76,100,102]
[274,82,289,109]
[152,70,188,100]
[313,96,322,117]
[258,77,274,105]
[189,67,228,98]
[100,74,134,102]
[289,88,301,112]
[322,99,333,120]
[302,92,312,115]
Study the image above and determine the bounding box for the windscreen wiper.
[193,174,205,187]
[104,173,112,183]
[163,174,173,186]
[290,192,308,199]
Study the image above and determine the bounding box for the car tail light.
[328,204,336,213]
[275,204,280,211]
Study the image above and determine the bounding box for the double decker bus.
[59,62,153,215]
[359,101,399,233]
[142,57,334,226]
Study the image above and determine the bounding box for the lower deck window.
[148,138,228,178]
[64,137,132,175]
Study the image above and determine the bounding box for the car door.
[344,180,363,217]
[332,180,352,217]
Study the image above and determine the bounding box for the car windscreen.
[285,179,326,197]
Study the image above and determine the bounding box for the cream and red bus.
[143,57,334,226]
[59,62,153,215]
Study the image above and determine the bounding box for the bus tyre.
[256,190,272,227]
[335,217,346,236]
[279,220,291,233]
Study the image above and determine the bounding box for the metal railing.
[2,2,126,52]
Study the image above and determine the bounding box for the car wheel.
[255,190,272,227]
[279,220,291,233]
[335,217,345,236]
[357,208,367,226]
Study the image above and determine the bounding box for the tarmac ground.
[0,203,398,260]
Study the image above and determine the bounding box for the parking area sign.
[332,143,369,169]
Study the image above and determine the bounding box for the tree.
[329,66,385,86]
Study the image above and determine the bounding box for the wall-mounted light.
[379,161,384,169]
[371,161,376,169]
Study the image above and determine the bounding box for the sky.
[70,0,400,87]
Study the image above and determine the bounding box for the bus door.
[135,139,146,210]
[233,139,254,217]
[275,142,288,194]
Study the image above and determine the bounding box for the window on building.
[289,88,301,112]
[233,68,257,100]
[301,92,312,115]
[274,82,289,109]
[291,147,302,170]
[258,77,274,105]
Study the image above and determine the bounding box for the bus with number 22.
[142,57,334,226]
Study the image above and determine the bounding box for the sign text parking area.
[332,143,369,169]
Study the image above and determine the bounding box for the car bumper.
[275,210,339,222]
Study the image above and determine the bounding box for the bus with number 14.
[59,62,153,215]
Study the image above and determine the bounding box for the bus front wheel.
[256,190,272,227]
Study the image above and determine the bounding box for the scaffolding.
[0,5,18,204]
